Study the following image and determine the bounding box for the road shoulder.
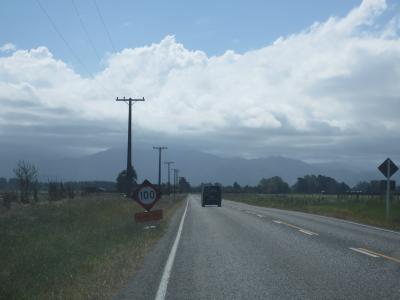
[114,197,187,300]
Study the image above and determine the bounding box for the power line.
[71,0,101,61]
[92,0,117,53]
[35,0,92,77]
[92,0,132,81]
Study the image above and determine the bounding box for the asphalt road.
[116,194,400,300]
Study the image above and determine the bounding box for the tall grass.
[0,194,185,299]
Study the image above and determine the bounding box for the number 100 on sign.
[138,187,157,204]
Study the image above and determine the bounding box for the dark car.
[201,185,222,207]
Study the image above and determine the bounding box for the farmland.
[0,193,185,300]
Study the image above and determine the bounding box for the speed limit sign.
[133,179,161,211]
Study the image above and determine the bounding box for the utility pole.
[176,170,180,192]
[173,168,179,196]
[164,161,174,195]
[153,146,168,187]
[116,97,145,196]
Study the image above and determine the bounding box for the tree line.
[2,161,397,210]
[192,175,349,194]
[197,175,399,195]
[0,160,120,209]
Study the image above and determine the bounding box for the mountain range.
[1,146,394,187]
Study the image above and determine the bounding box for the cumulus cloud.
[0,43,16,53]
[1,0,400,164]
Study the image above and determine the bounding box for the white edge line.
[155,198,189,300]
[273,220,282,224]
[349,247,379,258]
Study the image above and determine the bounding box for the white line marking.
[226,200,400,236]
[257,214,263,218]
[350,247,379,258]
[329,218,400,236]
[144,225,157,230]
[299,229,314,235]
[155,198,189,300]
[298,229,318,236]
[358,248,400,264]
[273,220,282,224]
[263,204,399,235]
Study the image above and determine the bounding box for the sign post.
[378,158,398,220]
[132,179,163,224]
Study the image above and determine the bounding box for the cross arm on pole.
[116,97,145,102]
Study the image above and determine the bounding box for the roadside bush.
[66,184,75,199]
[1,192,17,210]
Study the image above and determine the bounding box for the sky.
[1,0,400,168]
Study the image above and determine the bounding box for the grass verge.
[225,193,400,231]
[0,193,186,300]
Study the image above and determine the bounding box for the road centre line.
[229,205,319,235]
[233,206,319,236]
[299,229,316,236]
[231,204,399,264]
[245,210,263,217]
[155,198,189,300]
[272,219,319,236]
[358,248,400,264]
[267,204,400,236]
[350,247,379,258]
[226,201,400,236]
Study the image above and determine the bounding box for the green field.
[225,193,400,230]
[0,193,185,300]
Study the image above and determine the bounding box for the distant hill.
[0,145,392,186]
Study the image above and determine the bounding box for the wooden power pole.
[153,146,168,187]
[164,161,174,195]
[116,97,145,196]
